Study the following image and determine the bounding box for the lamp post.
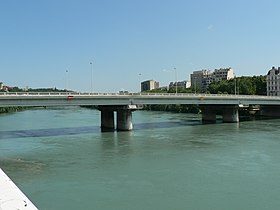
[90,61,93,94]
[234,76,237,95]
[174,67,177,94]
[163,68,177,94]
[139,73,142,93]
[194,77,197,94]
[66,69,69,92]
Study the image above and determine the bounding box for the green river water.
[0,107,280,210]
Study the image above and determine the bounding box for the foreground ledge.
[0,168,38,210]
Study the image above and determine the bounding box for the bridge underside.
[259,105,280,117]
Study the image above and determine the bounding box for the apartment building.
[267,66,280,96]
[213,68,235,82]
[141,80,159,92]
[190,69,213,92]
[169,80,191,89]
[190,68,234,92]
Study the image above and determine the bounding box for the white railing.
[0,91,278,100]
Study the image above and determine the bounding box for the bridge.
[0,92,280,131]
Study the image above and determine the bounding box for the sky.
[1,0,280,92]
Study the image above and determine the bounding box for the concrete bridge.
[0,92,280,131]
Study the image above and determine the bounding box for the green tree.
[208,76,266,95]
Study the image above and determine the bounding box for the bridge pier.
[222,106,239,123]
[98,105,138,132]
[117,110,133,131]
[200,105,216,122]
[200,105,239,123]
[100,109,115,132]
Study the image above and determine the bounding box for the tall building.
[267,66,280,96]
[213,68,235,82]
[0,82,3,90]
[190,68,234,92]
[141,80,159,92]
[190,69,213,92]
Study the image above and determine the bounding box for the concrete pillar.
[117,109,133,131]
[200,105,216,122]
[223,106,239,123]
[100,109,115,132]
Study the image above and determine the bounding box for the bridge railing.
[0,91,276,99]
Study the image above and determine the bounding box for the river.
[0,107,280,210]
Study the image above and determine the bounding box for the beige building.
[267,66,280,96]
[190,68,234,92]
[141,80,159,92]
[213,68,235,82]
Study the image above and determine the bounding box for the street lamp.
[66,69,69,92]
[234,76,237,95]
[138,73,142,93]
[174,67,177,94]
[90,61,93,93]
[194,76,197,94]
[163,68,177,94]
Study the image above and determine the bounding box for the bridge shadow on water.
[0,120,201,140]
[1,116,275,140]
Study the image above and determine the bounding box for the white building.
[190,68,234,92]
[141,80,160,92]
[0,82,3,90]
[213,68,235,82]
[267,66,280,96]
[190,69,213,92]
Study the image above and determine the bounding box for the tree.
[208,76,266,95]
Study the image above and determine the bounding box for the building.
[190,68,234,92]
[213,68,235,82]
[0,82,3,90]
[169,80,191,89]
[141,80,159,92]
[267,66,280,96]
[190,69,213,92]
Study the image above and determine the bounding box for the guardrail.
[0,92,275,99]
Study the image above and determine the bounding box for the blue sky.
[1,0,279,92]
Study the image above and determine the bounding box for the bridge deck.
[0,92,280,107]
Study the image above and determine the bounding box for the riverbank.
[0,107,28,114]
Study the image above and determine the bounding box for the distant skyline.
[1,0,279,92]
